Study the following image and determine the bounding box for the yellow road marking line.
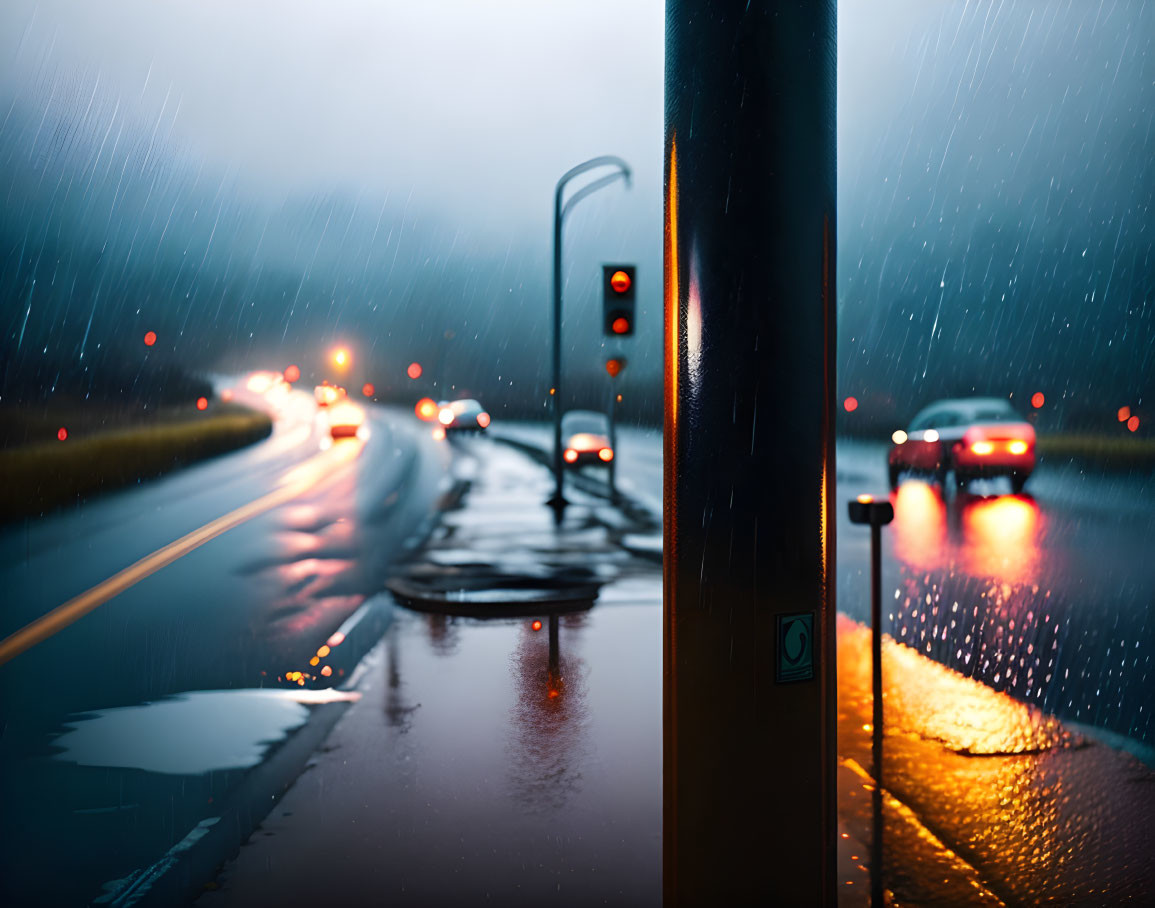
[0,440,362,667]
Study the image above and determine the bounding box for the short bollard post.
[848,494,894,906]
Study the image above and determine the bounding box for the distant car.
[326,400,365,439]
[561,410,613,467]
[888,398,1036,493]
[437,398,490,431]
[315,383,344,408]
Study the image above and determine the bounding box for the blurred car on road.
[326,400,365,439]
[437,398,490,431]
[561,410,613,467]
[315,382,345,408]
[888,397,1035,493]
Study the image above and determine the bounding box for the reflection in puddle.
[892,481,948,570]
[960,494,1041,584]
[507,615,589,812]
[891,482,1043,584]
[53,689,358,775]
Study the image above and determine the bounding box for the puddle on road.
[52,688,359,775]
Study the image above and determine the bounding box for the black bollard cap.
[848,494,894,526]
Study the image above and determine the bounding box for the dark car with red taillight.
[888,398,1035,494]
[561,410,614,468]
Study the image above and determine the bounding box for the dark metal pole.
[849,495,892,906]
[551,194,564,512]
[608,388,618,501]
[871,521,884,907]
[548,157,631,519]
[664,1,837,904]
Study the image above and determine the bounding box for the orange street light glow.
[284,364,301,383]
[143,331,157,347]
[415,398,438,421]
[1031,391,1045,408]
[333,348,350,368]
[844,396,858,412]
[407,362,422,380]
[362,383,375,397]
[1128,415,1140,432]
[1118,406,1131,422]
[196,397,208,411]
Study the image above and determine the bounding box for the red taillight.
[598,447,614,462]
[476,412,490,428]
[1008,440,1029,455]
[971,441,994,456]
[564,449,578,463]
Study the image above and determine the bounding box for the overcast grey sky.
[1,0,665,225]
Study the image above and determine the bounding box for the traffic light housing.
[603,265,636,336]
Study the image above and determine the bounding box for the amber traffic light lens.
[611,317,630,335]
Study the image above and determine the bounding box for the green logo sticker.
[777,612,814,683]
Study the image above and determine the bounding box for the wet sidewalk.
[197,438,1154,906]
[198,438,663,907]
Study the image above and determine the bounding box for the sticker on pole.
[776,612,814,683]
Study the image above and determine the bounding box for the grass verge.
[1036,434,1155,472]
[0,407,273,522]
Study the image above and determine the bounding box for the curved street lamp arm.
[554,155,632,211]
[560,169,630,221]
[555,154,632,199]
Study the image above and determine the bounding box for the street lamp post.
[548,156,631,518]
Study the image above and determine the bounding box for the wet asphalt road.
[0,397,450,906]
[0,418,1151,905]
[837,440,1154,752]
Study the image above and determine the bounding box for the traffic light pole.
[664,1,837,904]
[549,157,631,519]
[608,386,619,502]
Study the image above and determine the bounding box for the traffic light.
[602,265,636,336]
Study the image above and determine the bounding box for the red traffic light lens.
[611,317,631,335]
[610,270,631,294]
